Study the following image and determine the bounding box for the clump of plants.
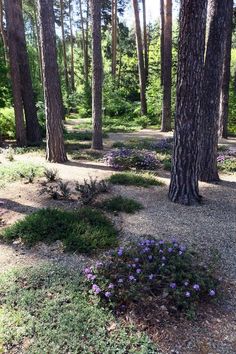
[217,148,236,173]
[83,239,218,316]
[104,148,160,170]
[2,208,118,254]
[109,172,163,188]
[0,162,44,188]
[72,150,103,161]
[5,147,15,161]
[112,138,173,153]
[98,196,143,214]
[40,181,71,200]
[44,167,59,182]
[18,168,37,183]
[75,177,110,205]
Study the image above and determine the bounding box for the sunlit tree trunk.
[60,0,69,93]
[142,0,148,82]
[111,0,117,78]
[169,0,207,205]
[79,0,89,86]
[0,0,8,63]
[69,0,75,91]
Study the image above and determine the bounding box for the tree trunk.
[91,0,103,150]
[5,0,26,147]
[79,0,89,86]
[161,0,172,132]
[69,0,75,91]
[0,0,8,63]
[142,0,148,82]
[16,0,42,145]
[60,0,69,93]
[132,0,147,116]
[111,0,117,78]
[37,0,67,162]
[218,0,233,139]
[160,0,164,86]
[33,3,43,83]
[199,0,228,182]
[169,0,207,205]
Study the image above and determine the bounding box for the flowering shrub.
[217,148,236,173]
[151,138,173,152]
[84,239,218,314]
[104,148,160,170]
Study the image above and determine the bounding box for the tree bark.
[37,0,67,162]
[5,0,26,147]
[161,0,172,132]
[0,0,8,63]
[16,0,42,145]
[79,0,89,86]
[160,0,164,86]
[199,0,229,182]
[142,0,148,82]
[90,0,103,150]
[132,0,147,116]
[218,0,233,139]
[111,0,117,78]
[69,0,75,91]
[59,0,69,93]
[169,0,207,205]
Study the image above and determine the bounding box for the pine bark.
[218,0,233,139]
[161,0,172,132]
[132,0,147,116]
[160,0,164,86]
[199,0,228,182]
[59,0,69,93]
[169,0,207,205]
[90,0,103,150]
[79,0,89,86]
[111,0,117,78]
[5,0,26,147]
[142,0,148,82]
[0,0,8,63]
[37,0,67,162]
[69,0,75,91]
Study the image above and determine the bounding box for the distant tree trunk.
[33,4,43,83]
[142,0,148,82]
[169,0,207,205]
[69,0,75,91]
[132,0,147,116]
[161,0,172,132]
[199,0,228,182]
[79,0,89,86]
[160,0,164,86]
[37,0,67,162]
[0,0,8,63]
[111,0,117,78]
[5,0,26,147]
[16,0,42,145]
[219,0,233,139]
[90,0,103,150]
[85,0,89,85]
[60,0,69,93]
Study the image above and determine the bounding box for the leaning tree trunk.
[169,0,207,205]
[16,0,42,145]
[161,0,172,132]
[5,0,26,147]
[37,0,67,162]
[111,0,117,78]
[90,0,103,150]
[218,0,233,139]
[199,0,229,182]
[132,0,147,116]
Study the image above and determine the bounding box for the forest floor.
[0,120,236,353]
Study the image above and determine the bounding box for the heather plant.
[83,239,218,315]
[98,196,143,214]
[109,172,163,188]
[217,148,236,173]
[112,138,173,153]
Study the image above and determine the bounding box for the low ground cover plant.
[0,162,44,188]
[98,196,143,214]
[2,207,118,254]
[112,138,173,153]
[109,172,163,188]
[217,148,236,173]
[83,239,218,316]
[76,177,110,205]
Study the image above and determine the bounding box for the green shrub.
[0,107,15,139]
[99,196,143,214]
[109,172,163,188]
[0,162,44,188]
[2,208,118,254]
[218,158,236,173]
[75,177,110,205]
[72,150,102,161]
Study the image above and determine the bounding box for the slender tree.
[142,0,148,81]
[91,0,103,150]
[79,0,89,86]
[219,0,233,139]
[59,0,69,93]
[132,0,147,116]
[5,0,26,147]
[169,0,207,205]
[111,0,117,78]
[69,0,75,91]
[0,0,8,63]
[199,0,229,182]
[161,0,172,132]
[160,0,164,86]
[37,0,67,162]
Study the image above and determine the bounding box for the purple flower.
[149,274,154,280]
[136,269,141,274]
[185,291,191,298]
[159,240,164,245]
[148,255,153,260]
[193,284,200,291]
[134,258,139,262]
[168,248,173,253]
[117,248,123,256]
[162,256,166,261]
[132,264,136,268]
[143,247,150,253]
[179,245,186,252]
[105,291,112,298]
[179,251,183,255]
[128,275,136,282]
[209,289,216,296]
[84,267,92,274]
[92,284,101,294]
[184,281,189,287]
[108,283,114,289]
[159,249,163,254]
[118,278,123,283]
[170,282,177,289]
[87,274,96,281]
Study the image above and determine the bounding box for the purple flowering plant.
[83,239,218,314]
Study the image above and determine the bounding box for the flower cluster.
[83,239,218,313]
[217,148,236,173]
[151,138,173,152]
[104,148,159,170]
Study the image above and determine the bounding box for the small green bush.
[99,196,143,214]
[109,172,163,188]
[0,107,15,139]
[218,158,236,173]
[75,177,110,205]
[0,162,44,188]
[2,208,118,254]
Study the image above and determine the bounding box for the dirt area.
[0,128,236,353]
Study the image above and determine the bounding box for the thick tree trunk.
[161,0,172,132]
[142,0,148,82]
[111,0,117,78]
[91,0,103,150]
[218,0,233,139]
[5,0,26,147]
[132,0,147,116]
[199,0,228,182]
[60,0,69,93]
[37,0,67,162]
[169,0,207,205]
[16,0,42,145]
[69,0,75,91]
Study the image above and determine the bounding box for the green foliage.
[99,196,143,214]
[43,168,59,182]
[75,177,110,205]
[2,208,118,254]
[40,181,71,200]
[218,158,236,173]
[0,108,15,139]
[72,150,103,161]
[108,172,163,188]
[0,266,156,353]
[0,162,44,188]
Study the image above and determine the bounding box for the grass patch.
[64,130,108,142]
[72,150,103,161]
[157,153,172,171]
[0,162,44,188]
[99,196,143,214]
[0,266,157,353]
[109,172,163,188]
[2,208,118,254]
